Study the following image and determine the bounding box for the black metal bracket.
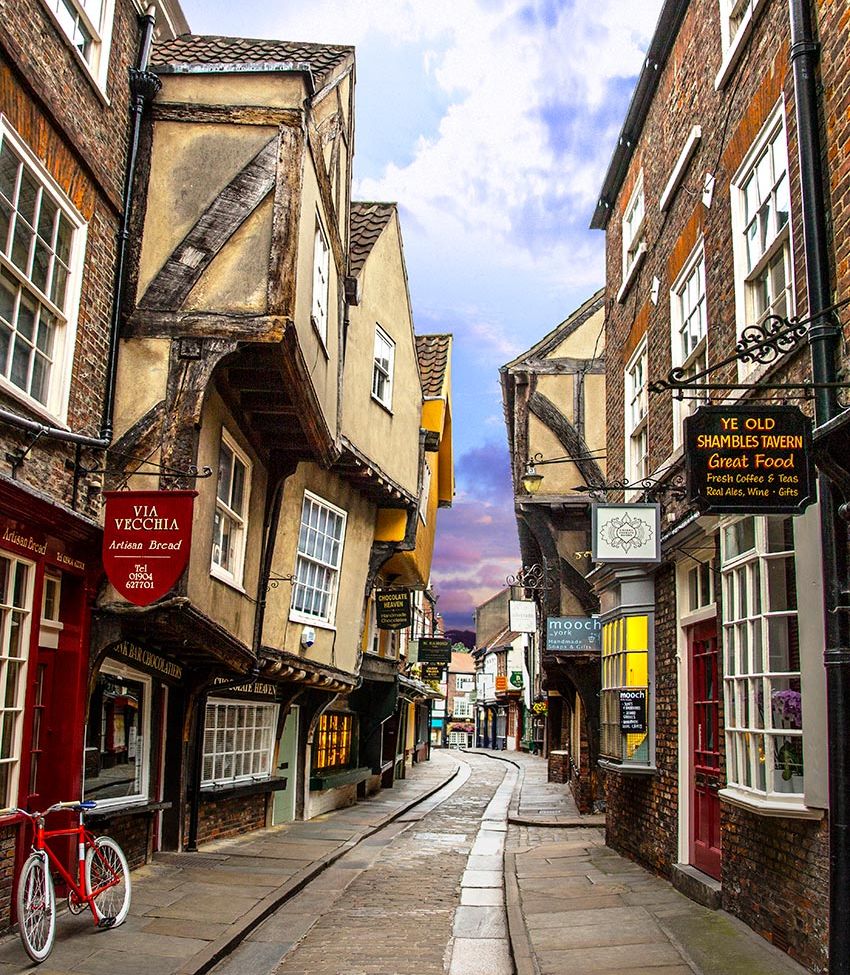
[267,574,296,592]
[71,452,213,508]
[506,563,545,590]
[649,299,850,395]
[6,428,45,478]
[573,473,687,502]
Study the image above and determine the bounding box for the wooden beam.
[152,102,303,127]
[126,312,289,341]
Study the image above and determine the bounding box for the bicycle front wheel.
[85,836,131,926]
[16,852,55,963]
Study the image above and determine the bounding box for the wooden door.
[690,620,721,879]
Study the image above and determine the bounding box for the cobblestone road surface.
[211,752,513,975]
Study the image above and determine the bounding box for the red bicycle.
[1,800,131,963]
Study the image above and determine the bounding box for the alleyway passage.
[0,750,813,975]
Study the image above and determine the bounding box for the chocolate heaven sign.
[103,491,197,606]
[685,405,815,515]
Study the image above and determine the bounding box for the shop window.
[291,491,347,626]
[731,105,793,357]
[314,711,353,771]
[0,122,84,421]
[84,662,150,806]
[721,515,805,805]
[372,325,395,409]
[453,697,471,719]
[688,559,716,613]
[201,700,278,787]
[670,244,708,446]
[0,553,34,806]
[311,219,330,345]
[211,430,251,587]
[600,614,652,768]
[448,731,469,748]
[39,572,63,648]
[41,0,115,88]
[625,340,648,484]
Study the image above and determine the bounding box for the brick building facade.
[590,1,847,970]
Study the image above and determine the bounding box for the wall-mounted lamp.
[521,450,607,495]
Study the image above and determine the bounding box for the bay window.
[201,699,279,788]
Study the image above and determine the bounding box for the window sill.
[598,758,657,776]
[310,766,371,791]
[617,243,647,303]
[0,372,70,431]
[289,612,336,631]
[719,787,824,820]
[200,778,287,801]
[86,799,170,819]
[714,0,769,91]
[209,566,247,595]
[659,126,702,213]
[370,394,394,415]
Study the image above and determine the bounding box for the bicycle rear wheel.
[85,836,131,926]
[16,852,55,963]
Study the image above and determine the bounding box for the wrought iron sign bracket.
[267,574,296,592]
[6,428,45,477]
[506,563,545,591]
[573,475,687,502]
[649,301,850,396]
[71,452,213,508]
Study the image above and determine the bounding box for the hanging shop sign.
[495,675,508,692]
[102,490,197,606]
[375,588,413,630]
[509,599,538,633]
[420,663,445,681]
[619,689,647,734]
[685,405,815,515]
[414,637,452,665]
[592,503,661,564]
[509,671,524,689]
[547,616,602,653]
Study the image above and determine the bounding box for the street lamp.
[520,450,607,494]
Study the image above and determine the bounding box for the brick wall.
[0,827,16,933]
[599,1,832,969]
[96,811,154,870]
[191,794,268,847]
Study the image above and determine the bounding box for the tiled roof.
[151,35,354,87]
[349,202,396,276]
[416,334,451,398]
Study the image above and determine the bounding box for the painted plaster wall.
[342,212,422,495]
[262,463,376,676]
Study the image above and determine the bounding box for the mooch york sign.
[375,588,413,630]
[547,616,602,653]
[685,405,815,515]
[103,490,197,606]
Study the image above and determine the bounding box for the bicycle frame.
[28,810,118,925]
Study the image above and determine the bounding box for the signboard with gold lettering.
[103,491,197,606]
[685,405,814,515]
[375,588,413,630]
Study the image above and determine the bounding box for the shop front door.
[689,620,721,879]
[272,706,299,825]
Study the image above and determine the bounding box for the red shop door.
[689,620,721,879]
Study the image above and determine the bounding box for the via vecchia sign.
[685,405,815,515]
[103,491,197,606]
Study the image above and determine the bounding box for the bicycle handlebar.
[0,800,97,819]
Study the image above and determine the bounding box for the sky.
[180,0,665,630]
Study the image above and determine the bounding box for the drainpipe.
[99,5,161,441]
[789,3,850,972]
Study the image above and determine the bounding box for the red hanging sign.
[102,490,197,606]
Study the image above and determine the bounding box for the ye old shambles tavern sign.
[685,405,815,515]
[103,490,197,606]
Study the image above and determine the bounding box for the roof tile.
[349,202,396,276]
[416,334,451,398]
[152,34,354,87]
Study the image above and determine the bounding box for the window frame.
[624,338,649,485]
[719,515,812,814]
[715,0,769,90]
[290,491,347,628]
[0,119,86,424]
[201,698,279,789]
[310,218,330,347]
[210,429,252,590]
[40,0,117,95]
[730,103,794,366]
[83,659,152,810]
[670,242,709,447]
[618,172,647,301]
[371,325,395,410]
[313,711,354,772]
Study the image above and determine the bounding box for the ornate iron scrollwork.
[506,563,545,590]
[574,473,687,501]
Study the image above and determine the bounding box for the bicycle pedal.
[97,916,117,929]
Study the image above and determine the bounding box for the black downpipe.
[789,3,850,973]
[99,6,161,441]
